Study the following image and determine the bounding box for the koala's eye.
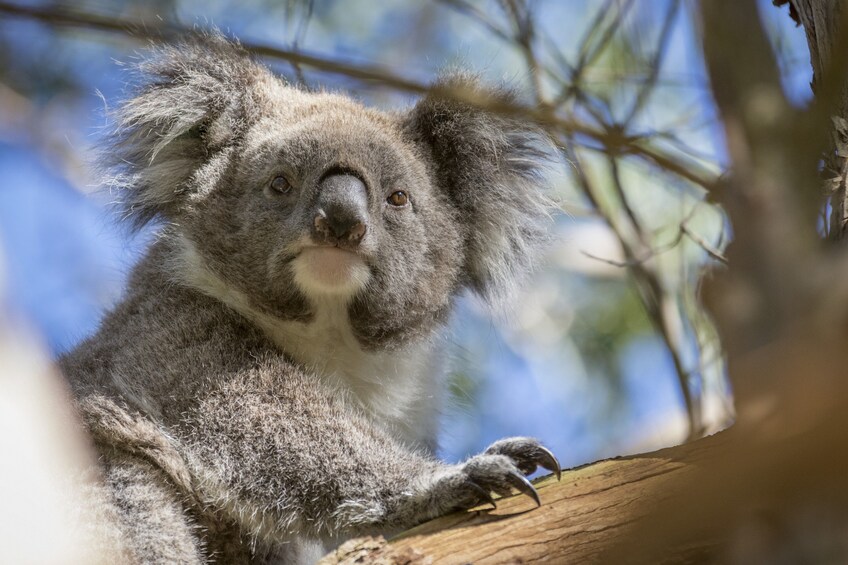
[387,191,409,207]
[270,176,292,194]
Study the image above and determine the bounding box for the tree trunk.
[786,0,848,238]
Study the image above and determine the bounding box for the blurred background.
[0,0,811,469]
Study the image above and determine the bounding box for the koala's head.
[111,33,555,349]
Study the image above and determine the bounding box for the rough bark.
[319,435,727,565]
[785,0,848,237]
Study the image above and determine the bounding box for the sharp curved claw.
[467,481,497,510]
[505,470,541,507]
[536,446,562,481]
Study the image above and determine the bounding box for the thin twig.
[681,224,728,264]
[607,153,649,247]
[435,0,512,43]
[623,0,681,124]
[287,0,315,86]
[502,0,544,101]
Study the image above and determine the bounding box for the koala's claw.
[467,481,498,510]
[424,437,559,514]
[504,469,541,507]
[408,437,559,524]
[536,445,562,481]
[484,437,562,481]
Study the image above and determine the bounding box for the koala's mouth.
[291,246,371,296]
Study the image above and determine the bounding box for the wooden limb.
[320,435,727,564]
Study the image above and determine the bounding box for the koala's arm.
[179,360,556,542]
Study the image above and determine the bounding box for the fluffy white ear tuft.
[106,31,274,230]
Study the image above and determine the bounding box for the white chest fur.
[259,300,444,451]
[174,238,445,452]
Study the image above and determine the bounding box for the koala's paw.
[430,437,560,511]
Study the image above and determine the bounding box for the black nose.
[313,210,367,244]
[312,174,368,247]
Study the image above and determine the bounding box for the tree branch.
[320,434,729,564]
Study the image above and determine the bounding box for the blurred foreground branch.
[0,249,120,564]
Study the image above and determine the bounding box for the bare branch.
[502,0,544,100]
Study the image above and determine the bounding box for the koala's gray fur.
[61,32,559,564]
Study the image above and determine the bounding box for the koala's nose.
[313,210,367,244]
[312,174,368,247]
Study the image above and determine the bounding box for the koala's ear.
[407,74,556,305]
[108,32,272,229]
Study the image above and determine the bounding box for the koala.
[60,33,560,564]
